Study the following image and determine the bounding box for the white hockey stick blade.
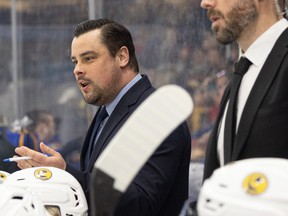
[94,84,193,192]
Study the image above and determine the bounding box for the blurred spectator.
[1,115,39,152]
[189,76,214,135]
[25,109,62,152]
[209,70,231,122]
[3,110,62,153]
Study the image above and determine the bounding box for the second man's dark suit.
[204,28,288,181]
[67,75,191,216]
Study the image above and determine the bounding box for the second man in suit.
[200,0,288,180]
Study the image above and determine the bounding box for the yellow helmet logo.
[34,168,52,181]
[0,173,7,180]
[243,172,268,195]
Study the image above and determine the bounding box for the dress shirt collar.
[106,73,142,116]
[241,18,288,67]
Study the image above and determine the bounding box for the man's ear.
[117,46,129,67]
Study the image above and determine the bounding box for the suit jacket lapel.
[217,84,234,164]
[205,84,230,167]
[80,110,98,171]
[232,28,288,160]
[88,106,129,171]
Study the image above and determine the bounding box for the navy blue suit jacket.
[67,75,191,216]
[204,28,288,180]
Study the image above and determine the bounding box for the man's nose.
[200,0,215,9]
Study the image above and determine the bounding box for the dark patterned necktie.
[86,106,108,167]
[224,57,252,163]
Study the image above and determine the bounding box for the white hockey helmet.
[0,170,10,184]
[3,166,88,216]
[197,158,288,216]
[0,185,47,216]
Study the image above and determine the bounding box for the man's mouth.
[208,10,223,24]
[79,81,88,88]
[78,78,89,89]
[210,16,220,23]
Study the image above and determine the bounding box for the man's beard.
[83,67,121,106]
[209,1,258,45]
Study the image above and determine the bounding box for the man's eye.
[71,60,77,65]
[85,56,95,62]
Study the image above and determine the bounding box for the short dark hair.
[74,19,139,72]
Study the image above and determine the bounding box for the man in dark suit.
[15,19,191,216]
[200,0,288,180]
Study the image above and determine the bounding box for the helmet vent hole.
[74,194,79,201]
[70,187,76,192]
[12,196,23,200]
